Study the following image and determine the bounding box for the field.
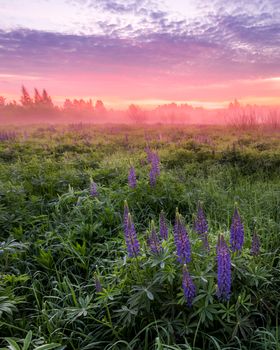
[0,124,279,349]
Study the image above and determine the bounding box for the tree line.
[0,86,107,116]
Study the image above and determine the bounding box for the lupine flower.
[147,220,162,254]
[216,234,231,301]
[174,210,191,264]
[128,166,137,188]
[251,230,260,256]
[151,152,160,176]
[182,264,196,307]
[124,212,140,257]
[194,202,209,251]
[149,152,160,187]
[230,205,244,252]
[145,147,153,163]
[149,166,157,187]
[94,274,102,293]
[146,149,152,163]
[90,181,98,197]
[123,200,129,233]
[159,210,168,240]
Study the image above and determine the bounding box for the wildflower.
[147,220,162,254]
[145,146,153,163]
[149,152,160,187]
[151,152,160,176]
[90,181,98,197]
[216,234,231,301]
[128,166,137,188]
[251,230,260,256]
[182,264,196,307]
[149,166,157,187]
[230,205,244,252]
[174,210,191,264]
[194,201,209,251]
[159,210,168,240]
[94,274,102,293]
[123,200,129,233]
[124,212,140,258]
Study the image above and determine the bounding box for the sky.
[0,0,279,109]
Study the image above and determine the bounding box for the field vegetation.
[0,124,279,349]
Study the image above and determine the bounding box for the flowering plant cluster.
[116,201,261,307]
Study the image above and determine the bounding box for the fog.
[0,88,279,128]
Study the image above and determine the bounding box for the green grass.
[0,125,279,349]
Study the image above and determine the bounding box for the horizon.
[2,85,280,111]
[0,0,280,112]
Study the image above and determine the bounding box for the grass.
[0,124,279,349]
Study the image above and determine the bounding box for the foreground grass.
[0,125,279,349]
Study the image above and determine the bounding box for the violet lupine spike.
[123,200,129,233]
[149,166,157,187]
[149,152,160,187]
[251,230,260,256]
[151,152,160,176]
[230,205,244,252]
[128,166,137,189]
[124,213,140,258]
[90,181,98,197]
[94,274,102,293]
[194,202,209,251]
[182,264,196,307]
[145,146,153,163]
[174,211,191,264]
[159,210,168,240]
[194,202,208,235]
[216,234,231,301]
[147,220,162,254]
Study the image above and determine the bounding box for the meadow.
[0,124,279,350]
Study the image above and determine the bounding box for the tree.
[20,85,33,107]
[63,99,73,110]
[95,100,106,112]
[34,88,43,105]
[42,89,53,107]
[127,104,146,123]
[0,96,5,107]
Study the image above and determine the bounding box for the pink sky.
[0,0,279,109]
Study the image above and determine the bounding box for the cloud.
[0,7,279,83]
[0,0,279,103]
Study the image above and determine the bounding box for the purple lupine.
[147,220,162,254]
[194,202,209,251]
[159,210,168,240]
[149,152,160,187]
[145,147,153,163]
[230,206,244,252]
[124,213,140,258]
[123,200,129,233]
[251,230,260,256]
[94,274,103,293]
[182,264,196,307]
[174,211,191,264]
[128,166,137,188]
[151,152,160,176]
[90,182,98,197]
[149,166,157,187]
[216,234,231,301]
